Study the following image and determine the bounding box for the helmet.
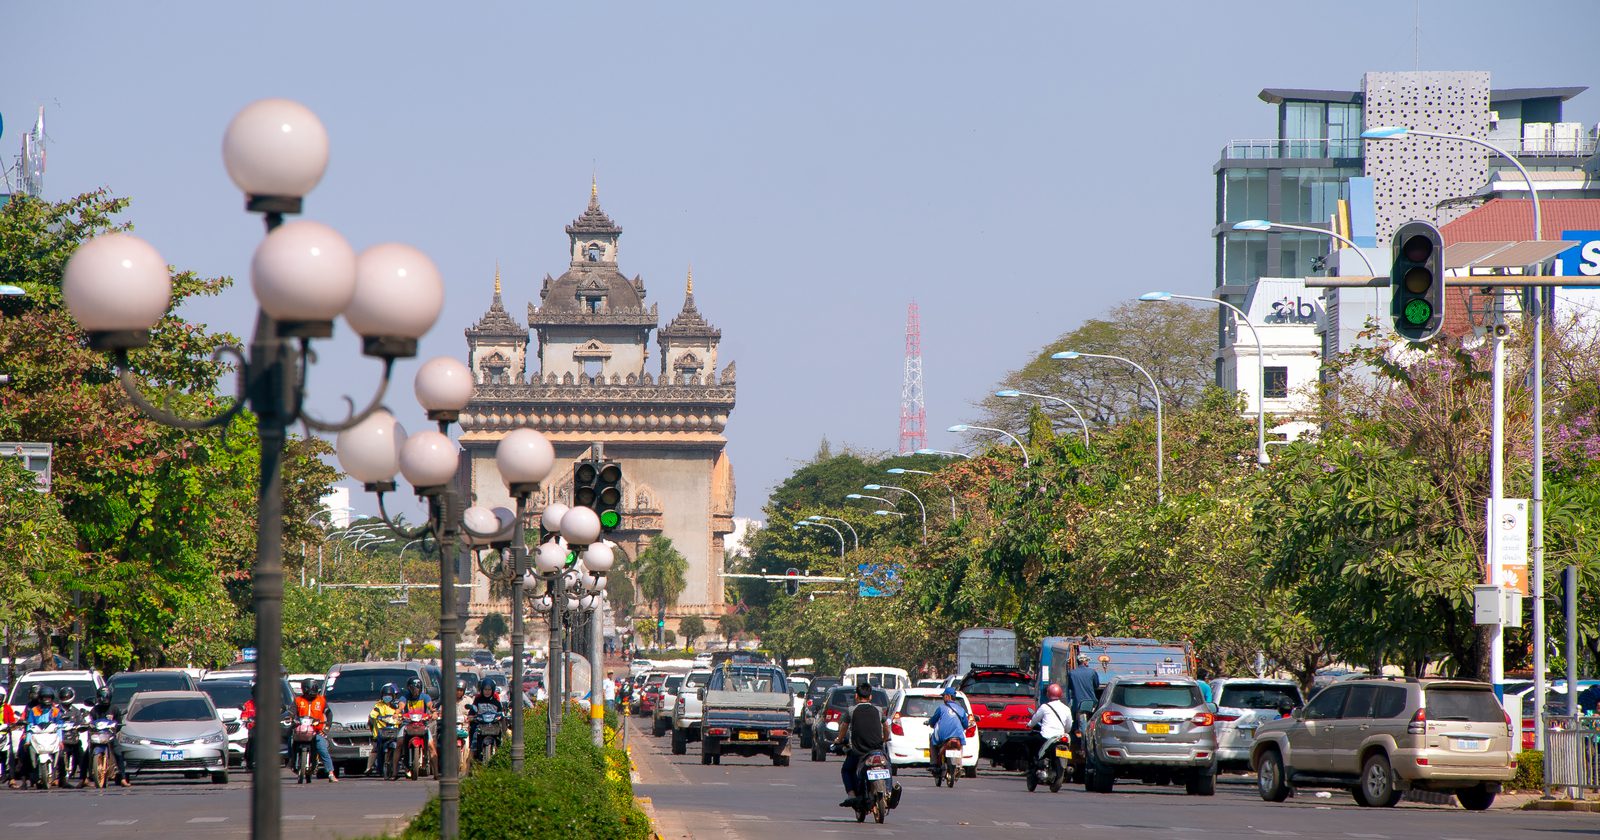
[405,677,422,697]
[456,679,467,694]
[301,679,323,698]
[39,685,56,703]
[379,682,398,703]
[27,684,41,703]
[96,686,111,704]
[1076,654,1090,665]
[1045,683,1064,701]
[477,680,496,697]
[941,686,958,698]
[58,686,76,705]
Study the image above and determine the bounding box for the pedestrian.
[603,670,618,713]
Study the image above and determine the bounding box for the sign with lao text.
[1490,498,1529,594]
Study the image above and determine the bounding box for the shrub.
[1509,750,1543,791]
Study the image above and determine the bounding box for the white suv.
[669,669,714,755]
[6,669,105,716]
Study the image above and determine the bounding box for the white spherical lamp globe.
[496,428,556,488]
[491,506,516,538]
[461,506,501,545]
[414,356,473,415]
[334,409,407,484]
[560,506,601,546]
[586,574,608,595]
[534,541,567,576]
[581,542,615,574]
[347,243,444,341]
[398,430,459,489]
[540,503,570,534]
[564,596,580,613]
[249,220,356,322]
[62,233,172,336]
[532,593,553,613]
[222,99,329,198]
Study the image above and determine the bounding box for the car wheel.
[1087,759,1114,794]
[700,749,712,766]
[211,770,229,785]
[1185,768,1216,796]
[811,741,825,762]
[671,727,687,755]
[652,717,665,737]
[1456,783,1496,811]
[1256,750,1291,802]
[773,754,789,767]
[964,765,977,779]
[1358,754,1401,807]
[799,728,812,749]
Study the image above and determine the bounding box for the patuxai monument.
[457,182,736,639]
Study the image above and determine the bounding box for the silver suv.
[1251,677,1515,810]
[1209,678,1303,773]
[1082,676,1217,795]
[669,669,714,755]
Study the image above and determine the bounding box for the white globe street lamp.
[414,357,475,422]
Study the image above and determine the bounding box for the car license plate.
[920,748,929,758]
[866,768,891,781]
[736,731,759,741]
[1452,738,1488,751]
[945,749,962,761]
[1146,723,1172,734]
[160,749,184,761]
[358,746,372,758]
[1054,746,1072,758]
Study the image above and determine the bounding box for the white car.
[887,688,978,776]
[1207,678,1303,774]
[844,666,910,692]
[197,675,257,766]
[790,677,811,727]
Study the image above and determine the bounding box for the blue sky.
[7,1,1597,520]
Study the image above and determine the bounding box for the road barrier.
[1544,715,1600,796]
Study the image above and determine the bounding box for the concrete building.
[458,184,737,632]
[1211,72,1592,409]
[1214,277,1324,440]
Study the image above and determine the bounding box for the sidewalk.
[628,719,699,840]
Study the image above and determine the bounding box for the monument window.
[583,296,604,313]
[586,243,602,262]
[583,359,603,380]
[486,364,507,385]
[1263,366,1289,399]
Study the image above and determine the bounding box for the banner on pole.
[1492,498,1529,594]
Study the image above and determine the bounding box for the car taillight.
[965,724,977,738]
[1214,713,1239,723]
[1407,708,1427,735]
[1504,709,1513,738]
[890,713,904,736]
[865,753,888,768]
[1192,712,1215,727]
[770,729,789,738]
[825,709,840,722]
[1100,710,1125,726]
[706,727,729,737]
[969,703,989,717]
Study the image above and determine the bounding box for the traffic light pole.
[1487,294,1506,687]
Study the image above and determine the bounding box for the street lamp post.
[1139,291,1270,466]
[1364,125,1556,736]
[1231,220,1379,276]
[1051,351,1163,502]
[864,484,926,542]
[805,515,859,551]
[994,390,1091,446]
[945,424,1030,468]
[62,99,444,840]
[886,468,957,518]
[492,427,557,771]
[794,521,846,556]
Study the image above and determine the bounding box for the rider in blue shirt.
[926,687,971,774]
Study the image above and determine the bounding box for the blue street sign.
[1553,230,1600,285]
[856,563,902,598]
[240,647,258,663]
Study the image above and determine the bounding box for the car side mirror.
[696,688,705,701]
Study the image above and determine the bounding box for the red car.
[638,672,668,717]
[959,667,1037,770]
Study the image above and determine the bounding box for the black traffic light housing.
[785,568,800,596]
[573,458,624,531]
[1390,220,1445,342]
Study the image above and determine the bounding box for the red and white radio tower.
[899,301,926,454]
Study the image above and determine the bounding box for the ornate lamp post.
[491,428,557,771]
[62,99,443,840]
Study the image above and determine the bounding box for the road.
[0,767,433,838]
[630,725,1593,840]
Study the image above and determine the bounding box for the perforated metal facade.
[1362,72,1491,241]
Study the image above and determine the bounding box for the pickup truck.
[669,669,714,755]
[699,664,793,766]
[960,665,1037,770]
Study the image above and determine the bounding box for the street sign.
[857,563,901,598]
[1491,498,1529,594]
[1552,230,1600,280]
[240,647,258,663]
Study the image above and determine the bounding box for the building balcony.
[1220,138,1362,160]
[1487,134,1597,158]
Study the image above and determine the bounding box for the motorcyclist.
[14,686,63,789]
[1027,683,1073,766]
[6,685,42,787]
[55,686,86,786]
[925,685,971,777]
[1065,654,1102,741]
[366,683,401,776]
[397,677,434,774]
[467,680,505,759]
[831,681,889,808]
[81,686,129,786]
[293,678,337,783]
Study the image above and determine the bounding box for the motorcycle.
[55,716,83,788]
[1026,733,1071,793]
[401,710,432,780]
[853,748,898,824]
[454,724,469,777]
[27,722,62,791]
[375,723,401,780]
[87,718,118,789]
[473,709,504,765]
[931,737,963,788]
[291,716,318,784]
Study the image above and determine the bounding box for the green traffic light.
[1403,299,1432,326]
[599,510,621,529]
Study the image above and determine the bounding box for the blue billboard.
[856,563,902,598]
[1554,230,1600,286]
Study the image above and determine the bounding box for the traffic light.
[595,461,622,531]
[785,568,800,597]
[1389,220,1445,342]
[573,458,625,531]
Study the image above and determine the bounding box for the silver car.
[1082,676,1217,795]
[1209,678,1302,773]
[116,690,230,784]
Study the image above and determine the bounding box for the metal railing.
[1545,715,1600,796]
[1221,138,1363,160]
[1491,135,1598,157]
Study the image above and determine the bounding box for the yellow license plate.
[921,749,929,757]
[1146,723,1171,734]
[1054,747,1072,758]
[736,731,759,741]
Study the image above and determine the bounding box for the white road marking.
[284,815,315,821]
[1256,832,1299,837]
[99,820,138,826]
[188,817,227,823]
[732,814,770,820]
[1348,835,1389,839]
[994,822,1032,828]
[767,782,797,786]
[11,823,48,829]
[701,781,730,785]
[365,814,404,819]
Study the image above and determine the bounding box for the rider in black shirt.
[831,682,889,807]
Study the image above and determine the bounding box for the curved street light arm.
[965,424,1030,468]
[1015,391,1091,447]
[876,484,927,542]
[298,352,398,433]
[373,488,432,541]
[809,516,860,551]
[796,520,845,557]
[1248,221,1378,277]
[114,346,250,431]
[1060,352,1162,502]
[1165,294,1268,466]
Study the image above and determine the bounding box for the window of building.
[1278,232,1330,278]
[1281,167,1357,224]
[1224,169,1269,221]
[1263,366,1289,400]
[486,365,507,385]
[582,296,603,313]
[1326,104,1362,157]
[583,359,603,380]
[1224,231,1269,284]
[586,243,602,262]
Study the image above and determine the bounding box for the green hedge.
[1509,750,1543,791]
[397,704,650,840]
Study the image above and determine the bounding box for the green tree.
[678,615,706,649]
[476,612,509,652]
[635,537,688,646]
[0,459,81,667]
[716,613,744,645]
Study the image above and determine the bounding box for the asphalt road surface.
[1,767,433,838]
[630,726,1594,840]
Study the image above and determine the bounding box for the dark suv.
[808,684,890,762]
[799,677,842,748]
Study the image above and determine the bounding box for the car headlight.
[200,732,226,745]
